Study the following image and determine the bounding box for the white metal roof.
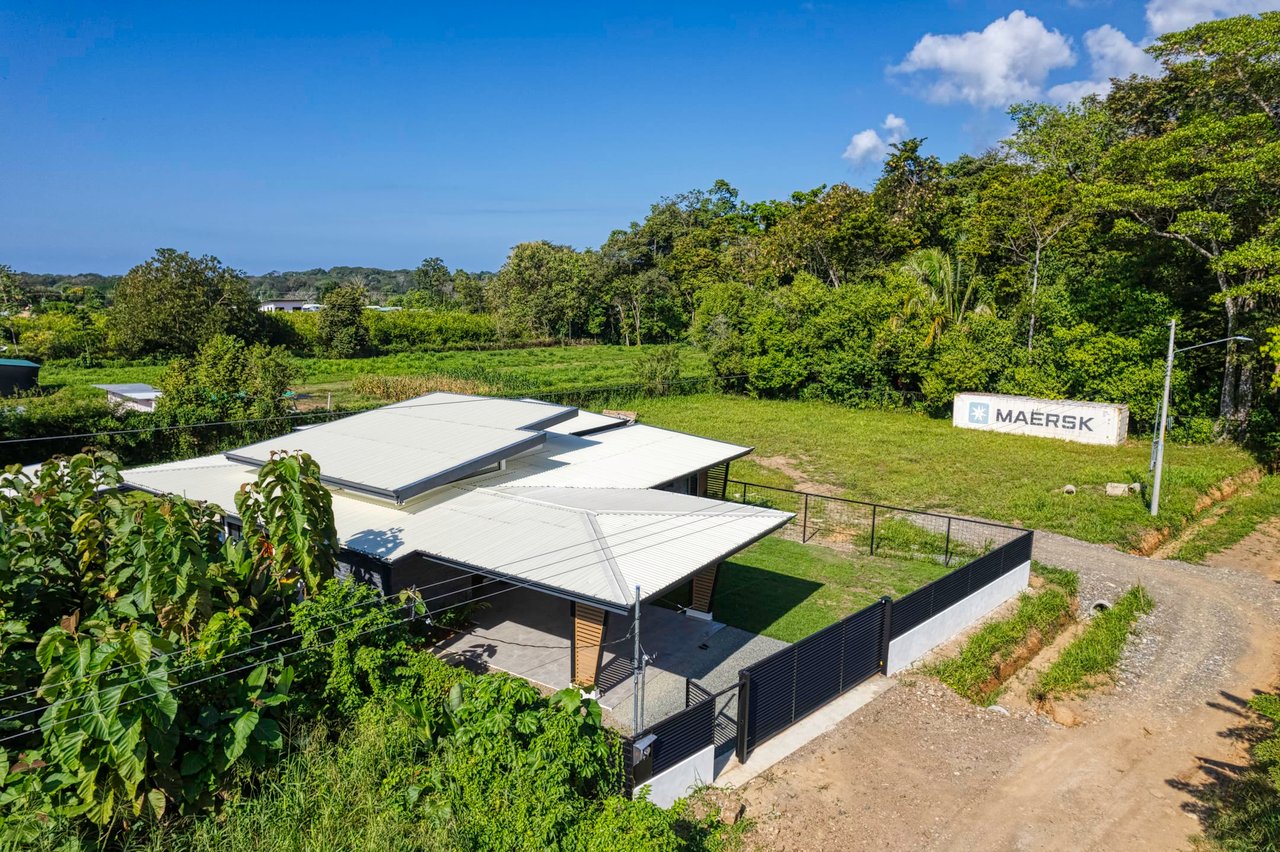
[471,425,751,490]
[121,457,789,611]
[542,409,627,436]
[119,394,783,611]
[224,393,577,502]
[94,383,162,400]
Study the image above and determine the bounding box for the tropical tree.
[408,257,452,308]
[317,281,370,357]
[108,249,262,358]
[897,248,990,344]
[1020,13,1280,425]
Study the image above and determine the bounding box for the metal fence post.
[944,518,952,567]
[735,673,752,764]
[870,505,877,556]
[878,595,894,674]
[802,492,810,542]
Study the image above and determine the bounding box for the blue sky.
[0,1,1270,274]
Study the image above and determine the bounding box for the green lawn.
[630,394,1264,551]
[38,344,712,401]
[664,536,954,642]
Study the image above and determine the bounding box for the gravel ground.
[732,528,1280,851]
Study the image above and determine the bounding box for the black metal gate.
[736,597,888,762]
[687,679,741,754]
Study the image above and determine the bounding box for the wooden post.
[690,563,719,614]
[571,602,608,688]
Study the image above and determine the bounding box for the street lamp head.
[1235,336,1253,343]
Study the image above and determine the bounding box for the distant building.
[0,359,40,396]
[259,299,319,312]
[95,383,162,413]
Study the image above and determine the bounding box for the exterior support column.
[690,563,719,616]
[570,602,608,688]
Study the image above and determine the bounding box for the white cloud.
[842,113,909,167]
[890,11,1076,107]
[1047,24,1163,101]
[1146,0,1280,34]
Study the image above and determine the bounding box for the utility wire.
[0,612,418,747]
[0,500,773,724]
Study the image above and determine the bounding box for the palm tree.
[897,248,990,344]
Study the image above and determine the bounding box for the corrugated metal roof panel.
[94,383,160,394]
[121,456,791,611]
[382,392,576,430]
[473,425,751,489]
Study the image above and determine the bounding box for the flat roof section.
[226,412,548,503]
[224,392,579,503]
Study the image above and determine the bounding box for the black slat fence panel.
[731,527,1035,762]
[643,696,716,776]
[704,462,729,500]
[931,562,974,612]
[744,647,798,748]
[889,585,935,638]
[793,622,844,719]
[968,548,1008,589]
[840,602,885,691]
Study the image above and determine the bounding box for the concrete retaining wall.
[885,560,1031,674]
[634,744,715,808]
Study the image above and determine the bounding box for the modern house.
[95,383,163,413]
[121,393,791,687]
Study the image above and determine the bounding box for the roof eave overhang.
[636,510,794,606]
[398,550,633,615]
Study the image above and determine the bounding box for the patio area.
[433,584,789,734]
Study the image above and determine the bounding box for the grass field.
[39,344,713,406]
[629,394,1266,551]
[661,536,955,642]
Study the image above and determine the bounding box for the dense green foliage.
[107,250,263,359]
[315,283,370,358]
[0,453,731,850]
[0,451,331,838]
[1032,585,1155,700]
[155,335,296,459]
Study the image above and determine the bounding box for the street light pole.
[1150,320,1176,517]
[1150,327,1252,518]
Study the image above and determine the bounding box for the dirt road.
[736,530,1280,851]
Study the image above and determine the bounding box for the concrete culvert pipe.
[1090,600,1111,614]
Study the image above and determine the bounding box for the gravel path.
[734,530,1280,851]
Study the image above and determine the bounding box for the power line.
[0,499,775,724]
[0,611,417,747]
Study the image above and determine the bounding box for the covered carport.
[425,583,789,733]
[385,484,792,694]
